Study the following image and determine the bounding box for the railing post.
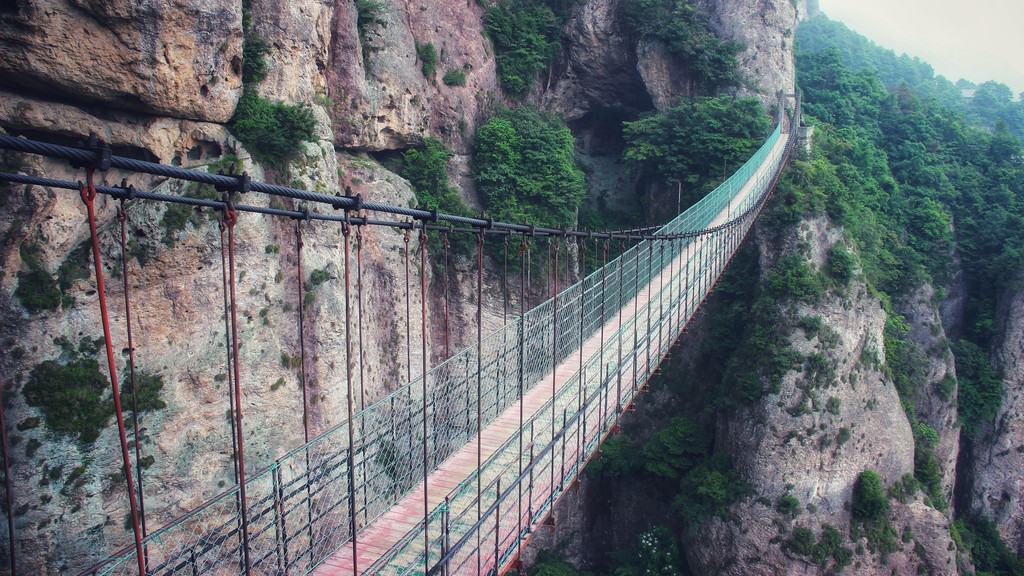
[528,436,535,531]
[273,464,288,575]
[442,496,451,576]
[494,478,501,573]
[560,408,567,491]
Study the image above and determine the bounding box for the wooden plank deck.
[312,134,788,576]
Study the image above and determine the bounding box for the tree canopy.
[474,105,585,230]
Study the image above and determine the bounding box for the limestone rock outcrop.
[971,280,1024,556]
[0,0,243,123]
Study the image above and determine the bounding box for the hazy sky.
[817,0,1024,96]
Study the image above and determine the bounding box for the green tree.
[852,470,889,521]
[641,417,711,480]
[624,0,743,91]
[474,105,585,229]
[622,95,769,213]
[484,0,562,98]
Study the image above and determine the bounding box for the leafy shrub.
[474,105,585,230]
[24,359,112,443]
[484,0,562,97]
[241,3,269,84]
[953,339,1003,436]
[403,136,475,217]
[673,453,748,523]
[852,470,889,521]
[762,254,825,303]
[230,88,317,165]
[836,427,851,445]
[309,268,332,285]
[611,526,683,576]
[442,68,467,86]
[15,268,61,313]
[529,550,582,576]
[356,0,385,65]
[416,41,437,78]
[786,526,815,555]
[641,416,711,479]
[776,494,802,517]
[623,0,743,91]
[122,371,167,424]
[826,244,857,284]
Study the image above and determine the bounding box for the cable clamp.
[70,132,111,171]
[215,165,251,195]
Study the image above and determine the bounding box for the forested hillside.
[797,15,1024,144]
[531,15,1024,576]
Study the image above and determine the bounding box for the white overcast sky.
[817,0,1024,96]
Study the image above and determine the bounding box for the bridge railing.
[85,99,796,576]
[365,111,796,575]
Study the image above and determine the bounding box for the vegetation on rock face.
[623,0,743,92]
[474,105,585,230]
[230,89,317,165]
[401,136,474,256]
[402,136,471,217]
[356,0,386,67]
[610,526,683,576]
[852,470,889,521]
[231,3,317,164]
[795,42,1024,445]
[415,41,437,79]
[484,0,563,98]
[790,29,1024,570]
[953,516,1024,576]
[622,95,769,220]
[25,359,112,443]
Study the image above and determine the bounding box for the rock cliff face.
[690,216,958,576]
[0,0,243,122]
[0,0,813,573]
[971,281,1024,556]
[519,210,967,576]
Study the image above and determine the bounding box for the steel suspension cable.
[218,219,242,557]
[577,237,586,465]
[78,170,146,576]
[222,199,252,576]
[0,375,15,576]
[356,224,366,412]
[600,239,609,429]
[550,240,560,494]
[644,241,653,380]
[116,200,148,567]
[355,224,368,523]
[503,239,509,327]
[295,221,310,444]
[616,239,624,413]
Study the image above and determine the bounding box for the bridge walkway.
[312,130,789,576]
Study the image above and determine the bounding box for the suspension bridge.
[0,95,799,576]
